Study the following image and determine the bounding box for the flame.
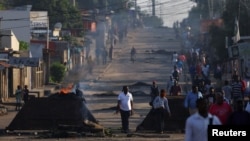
[60,83,74,94]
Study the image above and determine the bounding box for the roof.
[0,61,11,68]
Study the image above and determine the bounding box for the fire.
[60,83,74,94]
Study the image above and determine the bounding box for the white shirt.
[185,113,221,141]
[118,92,133,111]
[173,53,178,62]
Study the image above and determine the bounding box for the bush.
[50,62,66,83]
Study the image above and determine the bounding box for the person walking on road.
[184,85,203,115]
[130,46,136,63]
[169,80,182,96]
[15,85,23,111]
[208,92,232,125]
[149,81,160,106]
[172,51,178,65]
[116,86,134,133]
[87,56,94,74]
[184,97,221,141]
[152,89,171,134]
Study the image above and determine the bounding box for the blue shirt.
[184,91,203,109]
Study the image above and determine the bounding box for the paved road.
[0,27,187,141]
[79,27,187,140]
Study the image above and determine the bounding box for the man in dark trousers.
[149,81,160,106]
[116,86,134,133]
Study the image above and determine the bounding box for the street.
[0,27,187,141]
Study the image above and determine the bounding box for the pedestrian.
[149,81,159,106]
[152,89,171,134]
[226,98,250,125]
[75,84,86,103]
[221,80,232,105]
[205,87,216,108]
[231,76,244,110]
[109,44,113,61]
[172,51,178,65]
[184,85,203,115]
[172,65,179,82]
[184,97,221,141]
[130,46,136,63]
[15,85,23,111]
[23,85,29,104]
[245,94,250,113]
[87,56,94,74]
[169,80,182,96]
[166,75,174,93]
[208,92,233,125]
[102,47,108,65]
[116,86,134,133]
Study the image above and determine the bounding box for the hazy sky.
[137,0,197,27]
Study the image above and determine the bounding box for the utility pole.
[152,0,156,16]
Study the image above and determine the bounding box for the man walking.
[116,86,134,133]
[152,89,171,134]
[184,85,203,115]
[149,81,160,106]
[185,98,221,141]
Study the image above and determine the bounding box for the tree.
[19,41,29,51]
[142,15,163,27]
[50,62,66,83]
[10,0,82,29]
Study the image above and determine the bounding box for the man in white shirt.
[185,98,221,141]
[172,51,178,65]
[116,86,134,133]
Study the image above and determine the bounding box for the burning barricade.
[6,84,104,134]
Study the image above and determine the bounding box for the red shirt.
[209,102,233,124]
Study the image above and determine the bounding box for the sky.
[137,0,197,27]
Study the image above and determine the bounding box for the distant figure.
[222,80,232,105]
[23,85,29,104]
[152,89,171,134]
[102,47,108,65]
[184,98,221,141]
[227,98,250,125]
[75,85,86,103]
[169,80,182,96]
[166,76,174,93]
[231,76,244,110]
[205,87,216,108]
[245,95,250,113]
[172,51,178,65]
[87,56,94,74]
[130,46,136,63]
[244,67,250,79]
[149,81,160,106]
[172,65,179,82]
[109,44,113,61]
[184,85,203,115]
[15,85,23,111]
[116,86,134,133]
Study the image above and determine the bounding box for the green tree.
[11,0,82,29]
[50,62,66,83]
[142,15,163,27]
[19,41,29,51]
